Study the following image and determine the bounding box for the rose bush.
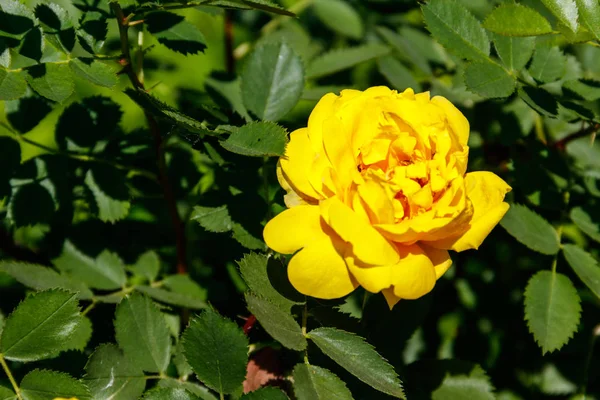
[264,86,511,307]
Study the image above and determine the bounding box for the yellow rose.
[263,87,511,308]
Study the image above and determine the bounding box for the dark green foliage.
[1,1,600,399]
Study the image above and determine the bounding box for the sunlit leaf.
[524,271,581,354]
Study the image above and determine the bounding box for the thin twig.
[553,123,600,151]
[110,1,188,274]
[0,354,22,400]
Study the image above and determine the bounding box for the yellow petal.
[421,244,453,279]
[277,162,310,207]
[431,95,469,146]
[357,180,395,225]
[279,128,322,201]
[307,93,338,153]
[322,116,360,195]
[288,237,357,299]
[322,197,400,266]
[382,288,401,309]
[391,245,437,300]
[263,205,322,254]
[426,171,511,251]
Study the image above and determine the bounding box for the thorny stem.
[553,122,600,151]
[110,1,188,274]
[0,354,22,400]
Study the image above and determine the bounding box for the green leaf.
[35,2,73,31]
[528,46,567,83]
[136,286,208,309]
[192,205,234,233]
[483,3,553,36]
[83,343,146,400]
[125,88,215,136]
[205,77,251,121]
[576,0,600,40]
[570,206,600,242]
[518,86,559,118]
[0,68,27,101]
[20,369,91,400]
[431,375,494,400]
[293,364,354,400]
[85,165,131,223]
[77,12,107,54]
[56,95,122,149]
[376,26,431,75]
[0,289,83,361]
[19,26,43,62]
[5,92,52,133]
[307,327,405,399]
[541,0,579,32]
[163,274,207,301]
[563,78,600,100]
[206,0,294,16]
[500,204,560,254]
[221,121,288,157]
[0,386,14,400]
[129,251,161,282]
[238,253,303,312]
[301,85,346,101]
[241,387,289,400]
[182,309,249,395]
[9,182,55,227]
[146,12,206,55]
[524,271,581,354]
[422,0,490,61]
[245,292,306,350]
[158,380,217,400]
[0,262,93,299]
[563,244,600,298]
[312,0,363,39]
[26,63,74,102]
[115,292,172,373]
[70,58,117,87]
[493,35,536,71]
[241,42,304,122]
[377,55,421,92]
[142,387,199,400]
[306,44,390,79]
[53,241,127,290]
[0,0,35,36]
[68,315,92,351]
[464,61,516,98]
[232,223,265,250]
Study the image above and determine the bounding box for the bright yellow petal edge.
[263,87,511,309]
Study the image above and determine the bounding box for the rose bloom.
[263,87,511,308]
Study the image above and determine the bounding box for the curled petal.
[425,171,511,251]
[432,95,470,146]
[382,288,401,309]
[279,128,322,201]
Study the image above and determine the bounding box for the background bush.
[0,0,600,399]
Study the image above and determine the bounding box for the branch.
[553,123,600,151]
[110,1,188,274]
